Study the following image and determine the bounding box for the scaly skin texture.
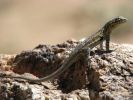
[0,16,127,82]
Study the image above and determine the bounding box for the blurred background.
[0,0,132,54]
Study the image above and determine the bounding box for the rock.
[0,41,133,100]
[87,43,133,100]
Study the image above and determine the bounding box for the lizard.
[0,16,127,83]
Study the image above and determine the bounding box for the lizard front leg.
[100,42,104,50]
[100,31,111,52]
[105,33,110,51]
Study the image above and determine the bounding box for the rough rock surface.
[88,43,133,100]
[0,40,133,100]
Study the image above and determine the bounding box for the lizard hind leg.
[79,48,91,60]
[79,48,91,86]
[78,48,91,66]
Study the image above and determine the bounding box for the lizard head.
[111,16,127,24]
[103,16,127,32]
